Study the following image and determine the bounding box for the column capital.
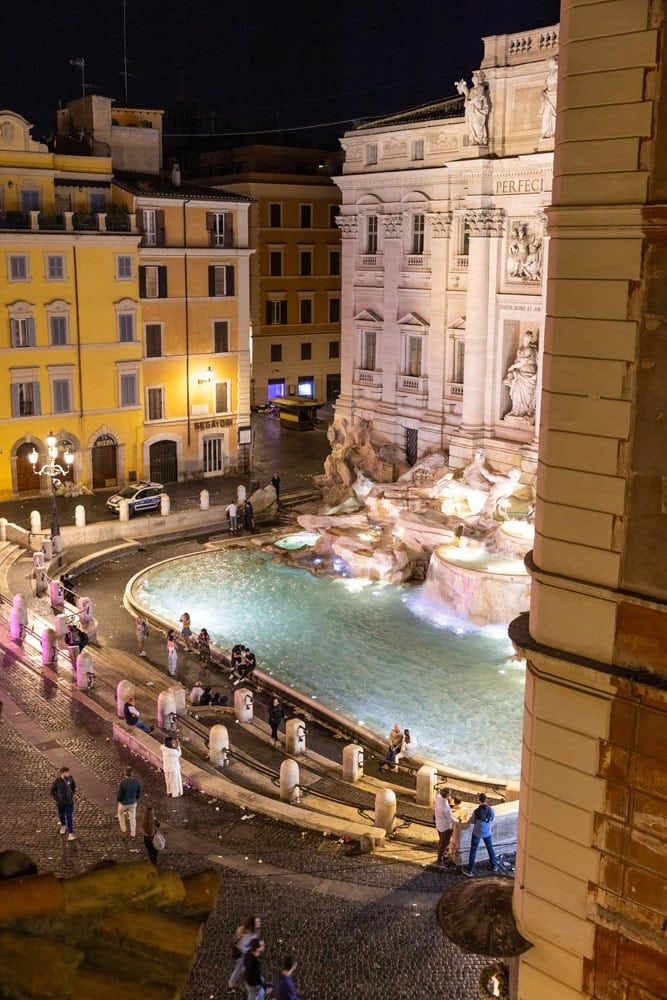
[335,214,358,240]
[379,213,402,238]
[464,207,505,237]
[425,212,452,238]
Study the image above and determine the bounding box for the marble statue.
[480,467,523,519]
[503,332,538,421]
[461,449,493,490]
[507,224,542,282]
[540,57,558,139]
[455,71,491,146]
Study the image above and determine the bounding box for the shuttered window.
[11,381,41,416]
[299,250,312,276]
[50,315,68,346]
[46,255,65,280]
[214,320,230,353]
[206,211,234,248]
[145,324,162,358]
[10,317,36,348]
[299,299,313,324]
[208,265,234,297]
[52,379,72,413]
[140,265,167,298]
[9,255,28,280]
[147,387,164,421]
[118,313,135,342]
[215,382,228,414]
[269,251,282,276]
[120,373,138,406]
[266,300,287,325]
[116,255,133,280]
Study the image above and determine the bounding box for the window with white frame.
[10,316,35,348]
[11,380,40,416]
[361,329,377,371]
[203,436,224,473]
[8,255,28,281]
[142,208,157,246]
[145,323,163,357]
[208,265,234,297]
[146,387,164,421]
[266,299,287,325]
[208,211,231,248]
[52,377,72,413]
[118,312,135,342]
[46,255,65,281]
[366,144,378,165]
[116,255,133,280]
[49,315,68,346]
[461,218,471,256]
[214,320,230,353]
[412,214,425,255]
[119,371,138,406]
[144,265,160,298]
[366,216,378,254]
[454,340,465,384]
[214,381,229,414]
[407,336,423,377]
[412,139,424,161]
[20,188,41,212]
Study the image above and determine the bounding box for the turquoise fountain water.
[135,549,524,778]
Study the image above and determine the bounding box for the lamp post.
[28,433,74,549]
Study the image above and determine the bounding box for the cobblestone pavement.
[0,410,330,528]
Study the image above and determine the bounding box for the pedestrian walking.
[123,696,154,734]
[160,736,183,798]
[50,766,77,841]
[434,787,455,867]
[226,500,238,533]
[141,806,163,865]
[197,628,211,667]
[463,792,499,876]
[243,500,255,531]
[268,697,285,746]
[227,915,262,994]
[179,612,193,650]
[271,472,281,502]
[135,616,149,656]
[274,955,300,1000]
[167,629,178,677]
[116,766,142,837]
[243,938,267,1000]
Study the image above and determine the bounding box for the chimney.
[171,163,181,187]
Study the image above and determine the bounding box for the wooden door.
[92,435,118,488]
[16,443,36,493]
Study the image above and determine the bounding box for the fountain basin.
[274,531,321,551]
[494,519,535,557]
[424,544,530,627]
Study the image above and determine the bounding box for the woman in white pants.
[161,737,183,797]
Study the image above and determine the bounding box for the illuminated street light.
[28,434,75,548]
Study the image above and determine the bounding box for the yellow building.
[113,170,252,481]
[195,145,341,407]
[0,109,143,498]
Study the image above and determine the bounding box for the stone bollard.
[0,517,7,541]
[236,484,246,505]
[119,499,130,522]
[49,580,65,610]
[200,489,210,511]
[209,724,229,767]
[9,610,24,642]
[30,510,42,534]
[53,614,69,642]
[12,595,28,631]
[41,537,53,561]
[416,766,437,809]
[34,565,48,597]
[342,744,364,784]
[75,649,94,690]
[74,504,86,528]
[280,758,300,803]
[160,493,170,516]
[116,680,135,717]
[77,596,97,643]
[169,684,187,715]
[234,687,254,723]
[53,534,63,555]
[157,688,177,730]
[374,787,397,835]
[41,628,57,666]
[285,718,307,757]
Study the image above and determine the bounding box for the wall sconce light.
[198,366,213,385]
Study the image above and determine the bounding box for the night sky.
[6,0,561,143]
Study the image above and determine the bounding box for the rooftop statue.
[455,71,491,146]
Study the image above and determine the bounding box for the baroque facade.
[334,24,559,477]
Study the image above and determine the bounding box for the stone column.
[450,208,505,464]
[521,208,548,479]
[377,214,403,416]
[334,213,359,423]
[425,213,452,435]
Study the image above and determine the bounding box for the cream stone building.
[334,25,560,476]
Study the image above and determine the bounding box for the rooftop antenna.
[70,57,86,101]
[121,0,130,103]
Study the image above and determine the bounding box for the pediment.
[447,316,466,330]
[398,311,429,328]
[354,309,383,324]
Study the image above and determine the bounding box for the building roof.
[356,94,464,130]
[114,171,251,202]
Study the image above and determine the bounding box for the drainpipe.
[72,244,85,472]
[183,200,192,447]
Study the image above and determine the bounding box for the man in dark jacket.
[268,697,285,746]
[463,792,498,876]
[116,766,142,837]
[243,938,266,1000]
[50,766,77,841]
[274,955,300,1000]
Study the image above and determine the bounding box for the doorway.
[202,436,224,475]
[326,373,341,401]
[92,434,118,488]
[16,442,37,493]
[149,440,178,484]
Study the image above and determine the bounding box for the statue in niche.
[540,57,558,139]
[455,71,491,146]
[503,331,539,421]
[507,223,542,282]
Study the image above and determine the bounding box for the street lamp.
[28,433,75,548]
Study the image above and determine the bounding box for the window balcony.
[402,253,430,271]
[0,210,138,234]
[451,254,469,272]
[445,381,464,399]
[396,373,428,395]
[357,252,384,270]
[353,368,383,389]
[0,211,30,230]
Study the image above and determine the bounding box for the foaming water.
[136,549,525,777]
